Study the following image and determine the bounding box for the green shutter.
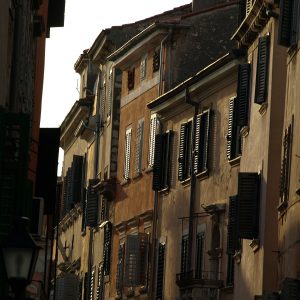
[86,179,99,227]
[103,222,112,275]
[278,0,294,46]
[281,278,300,299]
[227,195,238,254]
[156,243,165,299]
[162,131,173,189]
[255,36,270,104]
[116,244,124,295]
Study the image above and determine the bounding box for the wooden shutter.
[156,243,165,299]
[239,0,246,23]
[153,49,160,72]
[227,97,238,160]
[162,131,173,189]
[278,0,293,46]
[178,122,192,181]
[139,233,149,285]
[90,268,95,300]
[226,254,235,286]
[96,264,104,300]
[255,36,270,104]
[128,68,135,90]
[125,235,140,287]
[101,82,106,122]
[81,188,87,232]
[124,128,132,180]
[84,272,89,300]
[62,176,68,215]
[107,69,113,118]
[149,114,159,167]
[227,195,238,254]
[66,168,73,212]
[153,133,163,190]
[103,222,112,275]
[281,278,300,299]
[237,172,260,239]
[116,244,124,295]
[135,119,144,176]
[195,232,205,279]
[181,235,189,274]
[86,180,98,227]
[237,63,250,127]
[140,56,147,81]
[72,155,83,204]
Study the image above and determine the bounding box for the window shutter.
[227,195,238,254]
[128,68,135,90]
[153,134,163,191]
[101,82,106,123]
[149,114,159,167]
[86,180,99,227]
[178,123,190,181]
[124,128,132,180]
[194,115,201,174]
[281,278,300,299]
[84,272,89,300]
[72,155,83,204]
[135,119,144,176]
[62,175,68,215]
[66,168,73,212]
[116,244,124,295]
[278,0,293,46]
[237,172,260,239]
[239,0,246,23]
[153,49,160,72]
[125,235,140,287]
[195,232,205,279]
[255,36,270,104]
[139,233,149,285]
[107,70,113,118]
[226,254,235,286]
[103,222,112,275]
[96,264,104,300]
[156,243,165,299]
[140,56,147,81]
[90,268,95,300]
[181,235,189,274]
[162,131,173,189]
[227,97,238,160]
[82,188,87,232]
[237,63,250,127]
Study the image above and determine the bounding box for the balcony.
[176,270,223,289]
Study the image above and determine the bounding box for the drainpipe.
[185,87,199,275]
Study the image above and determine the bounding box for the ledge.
[132,172,142,180]
[180,177,191,187]
[196,170,209,180]
[228,156,241,167]
[158,186,170,195]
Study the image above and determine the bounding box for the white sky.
[41,0,191,128]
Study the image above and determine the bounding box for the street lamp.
[1,217,41,299]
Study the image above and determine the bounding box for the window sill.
[196,170,209,180]
[158,187,170,195]
[145,166,153,173]
[249,239,260,252]
[228,156,241,167]
[180,177,191,187]
[120,178,130,186]
[258,102,268,116]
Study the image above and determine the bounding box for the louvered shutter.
[66,168,73,212]
[135,120,144,176]
[139,233,149,285]
[291,0,299,45]
[107,70,113,118]
[101,82,106,122]
[153,134,163,190]
[281,278,300,299]
[237,173,260,239]
[199,110,211,173]
[72,155,83,204]
[62,176,68,215]
[153,49,160,72]
[227,195,238,254]
[140,56,147,81]
[226,254,235,286]
[103,222,112,275]
[125,235,140,287]
[227,98,238,160]
[84,272,89,300]
[128,68,135,90]
[162,131,173,189]
[278,0,293,46]
[181,235,189,274]
[194,114,201,174]
[86,180,99,227]
[81,188,87,232]
[156,243,165,299]
[178,123,187,181]
[96,264,104,300]
[124,128,132,180]
[237,63,250,127]
[149,114,159,167]
[195,232,205,279]
[90,268,95,300]
[239,0,246,23]
[255,36,270,104]
[116,244,124,295]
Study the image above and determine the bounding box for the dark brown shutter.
[237,173,260,239]
[66,168,73,212]
[156,243,165,299]
[128,68,135,90]
[86,179,99,227]
[153,49,160,72]
[153,134,163,191]
[62,176,68,215]
[278,0,293,46]
[116,244,124,295]
[181,235,189,274]
[90,268,95,300]
[281,278,300,299]
[162,131,173,189]
[226,254,235,286]
[84,272,89,300]
[237,63,250,127]
[195,232,205,279]
[103,222,112,275]
[227,195,238,254]
[238,0,246,23]
[227,98,238,160]
[72,155,83,204]
[125,235,139,287]
[178,123,187,181]
[194,114,201,174]
[139,233,149,285]
[255,36,270,104]
[199,110,211,173]
[96,264,104,300]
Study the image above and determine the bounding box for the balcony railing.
[176,270,223,289]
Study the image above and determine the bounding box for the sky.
[41,0,191,128]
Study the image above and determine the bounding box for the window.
[124,233,149,287]
[86,179,99,227]
[280,122,293,203]
[128,67,135,90]
[278,0,299,47]
[255,35,270,104]
[178,120,192,181]
[148,114,160,168]
[226,97,241,160]
[180,234,189,275]
[195,232,205,279]
[107,68,113,118]
[134,119,144,176]
[152,130,173,191]
[140,55,147,81]
[153,48,160,73]
[124,127,132,180]
[194,109,212,175]
[156,243,165,299]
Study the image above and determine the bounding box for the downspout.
[150,29,173,300]
[185,87,199,275]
